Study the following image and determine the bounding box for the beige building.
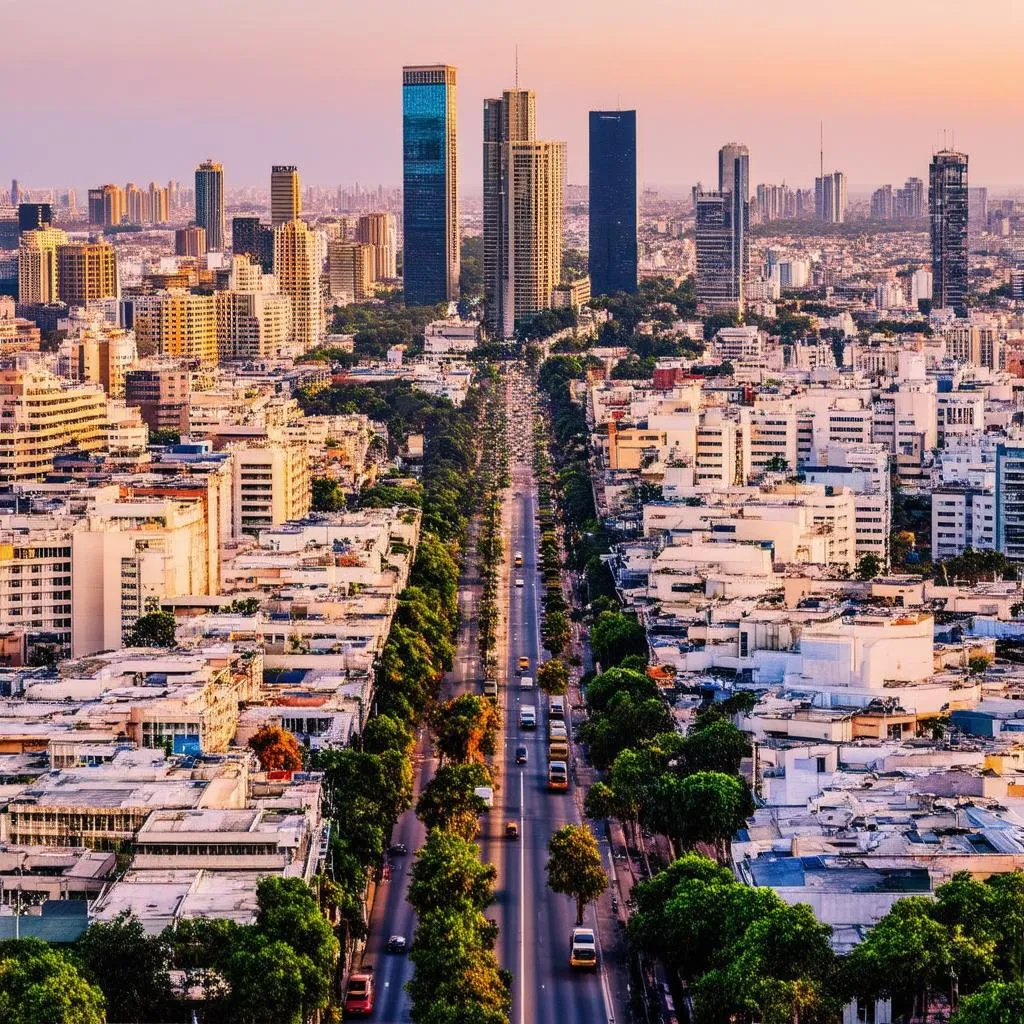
[125,182,145,224]
[57,242,118,306]
[274,219,324,351]
[356,212,397,280]
[148,182,169,224]
[229,443,311,537]
[0,367,109,481]
[18,227,68,304]
[88,184,125,227]
[133,292,219,366]
[215,255,293,361]
[328,239,375,304]
[271,165,301,226]
[69,328,138,397]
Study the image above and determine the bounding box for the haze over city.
[8,0,1024,187]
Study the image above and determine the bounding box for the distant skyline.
[6,0,1024,190]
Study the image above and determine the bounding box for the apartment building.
[133,292,218,366]
[229,443,311,537]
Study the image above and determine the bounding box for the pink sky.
[6,0,1024,191]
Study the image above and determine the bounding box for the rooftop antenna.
[514,45,519,90]
[819,120,824,180]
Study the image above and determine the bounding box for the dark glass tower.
[18,203,52,232]
[402,65,459,306]
[929,150,969,316]
[588,110,637,297]
[231,216,274,273]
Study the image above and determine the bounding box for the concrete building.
[195,159,225,251]
[356,212,397,280]
[88,184,124,228]
[270,165,300,227]
[229,443,311,537]
[174,226,207,258]
[133,292,219,367]
[18,227,67,304]
[274,219,324,351]
[69,327,138,398]
[215,255,294,361]
[124,367,191,432]
[57,242,118,306]
[328,239,375,304]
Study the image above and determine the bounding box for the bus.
[549,695,565,720]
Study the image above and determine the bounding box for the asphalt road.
[364,371,612,1022]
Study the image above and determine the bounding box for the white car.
[515,578,525,588]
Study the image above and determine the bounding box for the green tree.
[361,713,413,755]
[578,690,672,768]
[311,476,346,512]
[75,911,173,1022]
[969,654,993,675]
[431,694,499,765]
[681,718,752,776]
[952,980,1024,1024]
[248,724,304,771]
[652,771,749,856]
[857,553,883,580]
[0,939,105,1024]
[541,609,570,655]
[408,830,496,916]
[221,933,310,1024]
[125,610,177,648]
[584,666,658,714]
[589,610,647,668]
[546,824,608,925]
[416,763,491,840]
[536,659,569,695]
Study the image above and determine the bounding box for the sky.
[6,0,1024,194]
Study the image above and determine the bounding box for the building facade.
[588,110,637,297]
[273,219,324,351]
[195,160,225,251]
[929,150,969,316]
[270,165,301,227]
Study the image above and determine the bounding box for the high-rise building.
[215,254,294,361]
[929,150,969,316]
[871,185,894,220]
[402,65,459,305]
[175,226,208,258]
[88,184,124,228]
[815,171,846,224]
[356,212,398,280]
[271,165,301,226]
[148,182,169,225]
[968,186,988,234]
[18,227,68,304]
[274,218,324,350]
[195,160,225,251]
[125,183,145,224]
[896,177,925,219]
[328,239,376,304]
[134,291,219,366]
[483,88,565,337]
[695,192,735,309]
[232,217,274,274]
[10,180,20,207]
[57,242,118,306]
[18,203,52,232]
[719,143,750,307]
[588,110,637,297]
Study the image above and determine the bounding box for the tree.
[125,610,177,648]
[589,610,647,668]
[416,763,491,840]
[584,666,658,715]
[431,694,499,765]
[221,933,310,1024]
[969,654,993,675]
[578,690,672,768]
[857,553,883,580]
[681,718,752,776]
[408,830,496,916]
[248,724,304,772]
[541,609,570,655]
[652,771,749,856]
[311,476,346,512]
[546,824,608,925]
[536,659,569,695]
[952,981,1024,1024]
[75,911,173,1022]
[361,713,413,755]
[0,939,105,1024]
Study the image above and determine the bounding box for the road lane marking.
[519,768,526,1024]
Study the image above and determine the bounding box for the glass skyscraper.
[402,65,459,306]
[588,110,637,297]
[194,159,225,251]
[929,150,969,317]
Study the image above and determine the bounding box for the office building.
[195,160,225,251]
[328,239,375,304]
[57,242,118,306]
[968,186,988,234]
[402,65,459,305]
[871,185,893,220]
[483,88,565,337]
[175,226,208,258]
[18,227,67,304]
[232,217,274,274]
[274,218,324,350]
[588,110,637,297]
[896,177,925,219]
[695,192,734,309]
[929,150,969,316]
[133,292,219,366]
[996,443,1024,560]
[271,165,301,227]
[18,203,51,232]
[815,171,846,224]
[720,143,750,306]
[356,212,398,280]
[88,184,124,228]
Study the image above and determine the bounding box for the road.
[364,368,614,1022]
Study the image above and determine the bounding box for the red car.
[344,970,375,1016]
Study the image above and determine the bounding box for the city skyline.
[6,0,1024,189]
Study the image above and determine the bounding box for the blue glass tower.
[588,110,637,297]
[402,65,459,306]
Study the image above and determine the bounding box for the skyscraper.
[588,110,637,297]
[57,242,118,306]
[88,184,124,228]
[815,171,846,224]
[195,160,225,251]
[356,212,398,280]
[694,143,749,311]
[124,183,145,224]
[18,228,67,304]
[483,88,565,338]
[402,65,459,305]
[896,177,925,219]
[274,219,324,350]
[148,182,169,225]
[18,203,52,232]
[871,185,894,220]
[929,150,969,316]
[719,143,750,307]
[232,217,274,274]
[271,165,301,227]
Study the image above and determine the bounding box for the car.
[517,656,530,672]
[505,821,519,840]
[515,577,524,588]
[570,928,598,970]
[343,969,375,1015]
[515,744,528,764]
[387,934,408,954]
[388,842,407,856]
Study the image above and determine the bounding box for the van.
[548,761,569,791]
[549,696,566,720]
[519,675,534,691]
[482,679,498,699]
[548,741,569,762]
[519,706,537,729]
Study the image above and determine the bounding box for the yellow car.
[517,656,530,672]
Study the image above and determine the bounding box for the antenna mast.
[819,120,824,180]
[515,45,519,90]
